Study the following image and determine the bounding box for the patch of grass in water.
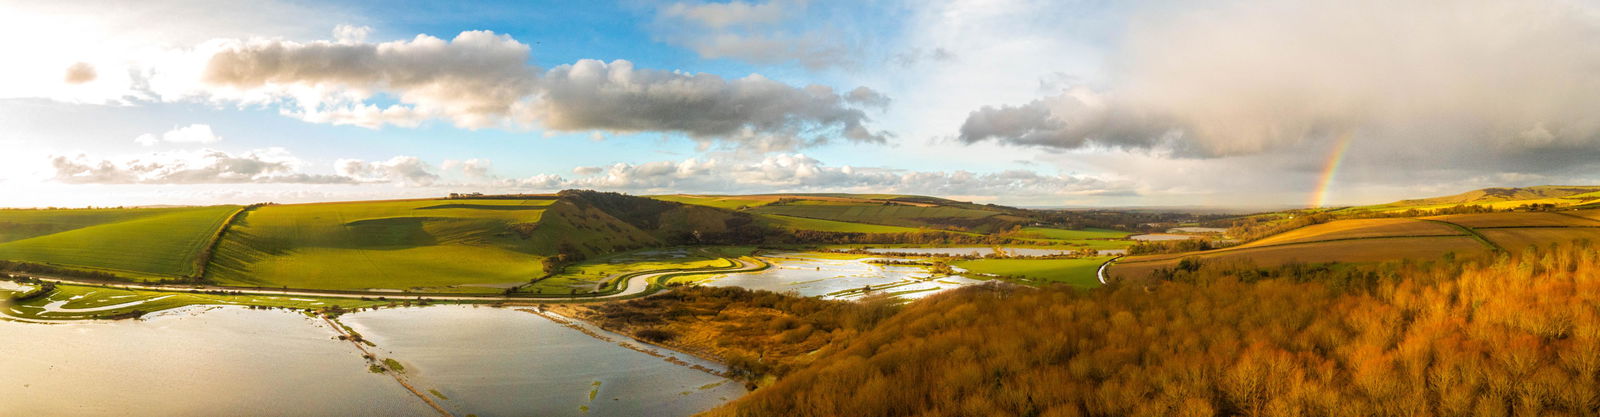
[383,358,405,374]
[428,389,448,400]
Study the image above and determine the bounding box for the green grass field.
[529,246,752,294]
[1021,227,1133,240]
[753,213,926,233]
[747,203,999,228]
[0,206,239,279]
[207,199,554,293]
[648,195,777,210]
[953,257,1111,287]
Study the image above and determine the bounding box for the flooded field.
[859,247,1080,256]
[342,306,745,417]
[0,305,744,417]
[704,252,984,299]
[0,307,435,416]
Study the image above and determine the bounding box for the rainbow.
[1309,133,1354,208]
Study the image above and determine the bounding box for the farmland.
[1110,236,1492,280]
[1424,212,1600,228]
[206,199,554,293]
[2,282,393,321]
[752,213,925,233]
[1237,218,1464,248]
[952,257,1111,287]
[1478,228,1600,252]
[0,206,239,279]
[1111,208,1600,281]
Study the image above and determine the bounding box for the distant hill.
[649,193,1032,233]
[1347,185,1600,212]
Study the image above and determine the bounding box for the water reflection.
[341,306,745,417]
[0,307,433,416]
[704,253,984,299]
[1,305,746,417]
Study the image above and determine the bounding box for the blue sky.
[3,0,1599,208]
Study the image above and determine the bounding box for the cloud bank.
[960,0,1600,167]
[20,28,889,151]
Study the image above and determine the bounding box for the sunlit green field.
[747,203,999,228]
[207,199,554,293]
[952,257,1112,288]
[648,195,777,210]
[0,206,239,279]
[753,213,925,233]
[530,246,753,294]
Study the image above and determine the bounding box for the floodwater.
[342,306,745,417]
[859,247,1080,256]
[1,305,745,417]
[0,307,435,416]
[1167,227,1227,234]
[705,253,984,299]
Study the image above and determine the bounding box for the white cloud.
[46,149,449,186]
[535,59,888,148]
[550,153,1130,199]
[13,26,887,151]
[442,158,494,179]
[134,124,223,146]
[49,148,350,184]
[334,156,440,185]
[333,24,372,43]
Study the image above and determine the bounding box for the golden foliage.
[709,241,1600,417]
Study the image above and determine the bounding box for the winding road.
[19,257,768,303]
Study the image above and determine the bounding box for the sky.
[4,0,1600,209]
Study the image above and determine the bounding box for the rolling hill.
[0,206,240,279]
[1345,185,1600,213]
[651,193,1031,233]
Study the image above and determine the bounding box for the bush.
[634,328,678,343]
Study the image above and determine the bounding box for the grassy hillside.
[1346,185,1600,212]
[207,199,557,292]
[752,213,925,233]
[651,193,1036,234]
[0,206,239,279]
[748,202,1014,232]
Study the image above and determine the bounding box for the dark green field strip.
[1116,234,1475,265]
[194,205,253,280]
[1419,219,1505,252]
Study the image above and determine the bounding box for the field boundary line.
[1554,211,1600,225]
[194,205,252,281]
[1420,219,1505,252]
